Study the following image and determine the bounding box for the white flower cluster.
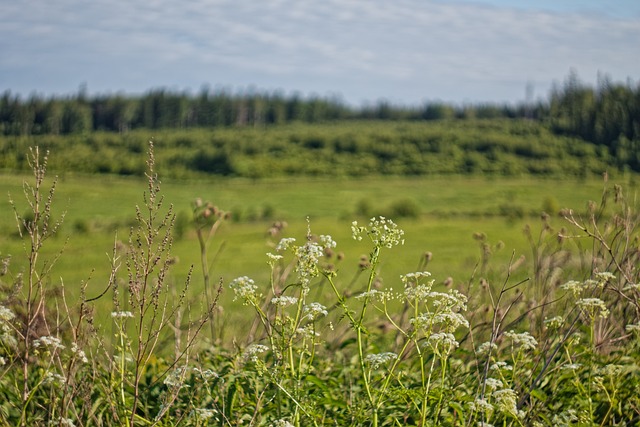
[426,332,459,355]
[576,297,610,319]
[351,217,405,249]
[0,305,16,349]
[364,352,398,369]
[503,330,538,351]
[71,343,88,364]
[0,305,15,324]
[302,302,328,321]
[111,311,133,318]
[476,341,498,356]
[271,296,299,307]
[33,335,66,351]
[229,276,259,303]
[544,316,564,330]
[469,397,494,418]
[560,280,585,297]
[484,378,503,391]
[243,344,269,363]
[43,371,67,386]
[294,241,324,287]
[355,289,394,303]
[492,388,523,419]
[490,361,513,372]
[402,272,434,302]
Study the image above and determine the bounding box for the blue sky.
[1,0,638,106]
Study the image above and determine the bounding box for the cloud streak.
[1,0,638,104]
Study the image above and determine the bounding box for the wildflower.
[492,388,521,418]
[294,241,324,286]
[355,289,394,303]
[296,325,320,339]
[43,371,67,385]
[490,361,513,372]
[544,316,563,330]
[426,332,459,355]
[595,271,616,283]
[0,305,15,323]
[469,398,494,416]
[430,289,468,312]
[484,377,503,391]
[365,352,398,369]
[560,280,584,297]
[432,311,469,331]
[266,252,283,266]
[229,276,259,303]
[243,344,269,363]
[318,234,337,249]
[403,282,434,302]
[111,311,133,318]
[401,271,432,284]
[302,302,328,321]
[352,217,405,248]
[477,341,498,356]
[276,237,296,251]
[33,335,65,351]
[503,330,538,351]
[576,298,610,319]
[561,363,581,371]
[623,283,640,291]
[271,296,299,307]
[0,357,5,366]
[71,343,88,363]
[272,420,295,427]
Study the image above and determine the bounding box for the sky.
[1,0,639,106]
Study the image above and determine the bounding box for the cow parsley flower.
[271,296,299,307]
[229,276,259,303]
[302,302,328,321]
[577,298,610,319]
[365,352,398,369]
[504,330,538,351]
[352,217,404,248]
[243,344,269,363]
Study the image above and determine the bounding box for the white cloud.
[0,0,638,103]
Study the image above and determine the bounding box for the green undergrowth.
[1,146,640,426]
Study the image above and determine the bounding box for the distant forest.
[1,71,639,171]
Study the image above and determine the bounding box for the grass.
[3,145,640,426]
[0,171,626,345]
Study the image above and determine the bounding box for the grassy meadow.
[0,171,621,340]
[2,138,640,425]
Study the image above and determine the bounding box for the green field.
[0,171,624,339]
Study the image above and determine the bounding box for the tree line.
[0,87,539,136]
[0,72,639,167]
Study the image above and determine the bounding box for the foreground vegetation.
[1,146,640,426]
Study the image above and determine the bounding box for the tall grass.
[1,146,640,425]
